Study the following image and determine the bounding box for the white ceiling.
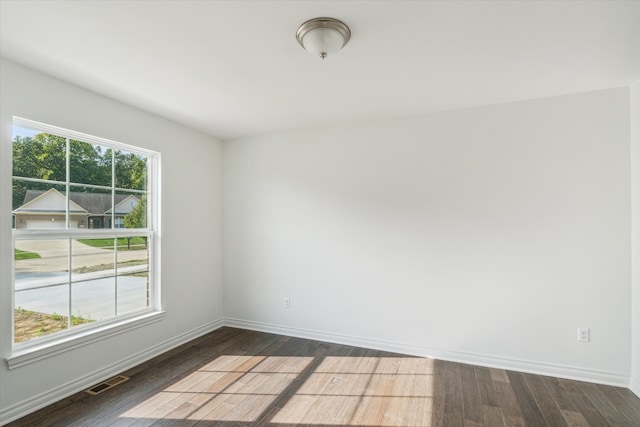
[1,0,639,140]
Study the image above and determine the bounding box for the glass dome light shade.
[301,27,345,59]
[296,17,351,60]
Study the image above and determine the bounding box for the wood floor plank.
[431,358,447,427]
[541,377,580,413]
[507,371,548,427]
[475,366,500,408]
[522,373,567,427]
[443,361,464,427]
[490,368,510,383]
[482,404,505,426]
[383,369,412,425]
[494,376,526,427]
[554,378,611,427]
[6,327,640,427]
[400,360,432,426]
[459,363,483,425]
[350,372,396,424]
[561,410,590,427]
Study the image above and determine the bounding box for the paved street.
[14,240,150,320]
[15,239,147,272]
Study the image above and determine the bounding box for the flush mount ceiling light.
[296,17,351,60]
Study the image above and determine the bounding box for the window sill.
[6,311,165,370]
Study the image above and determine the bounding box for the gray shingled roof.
[23,190,130,215]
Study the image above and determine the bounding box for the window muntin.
[11,118,159,347]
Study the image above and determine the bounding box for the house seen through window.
[11,118,159,346]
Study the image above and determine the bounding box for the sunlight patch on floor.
[120,355,312,422]
[119,355,435,425]
[272,357,436,425]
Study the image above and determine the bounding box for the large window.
[11,117,160,350]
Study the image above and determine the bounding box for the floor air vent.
[85,375,130,395]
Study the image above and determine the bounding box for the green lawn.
[15,307,94,343]
[78,237,147,250]
[15,249,41,260]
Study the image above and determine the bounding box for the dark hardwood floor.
[7,327,640,426]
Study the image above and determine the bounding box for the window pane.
[12,127,66,182]
[69,140,111,187]
[70,237,117,325]
[115,150,147,191]
[115,190,147,229]
[14,238,70,343]
[12,180,67,229]
[71,279,115,326]
[69,185,111,229]
[116,236,150,315]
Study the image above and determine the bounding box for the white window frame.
[7,117,162,369]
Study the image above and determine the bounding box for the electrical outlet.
[577,328,590,342]
[284,297,291,309]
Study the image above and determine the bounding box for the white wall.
[631,80,640,397]
[224,88,632,385]
[0,59,224,423]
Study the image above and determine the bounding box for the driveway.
[15,274,149,320]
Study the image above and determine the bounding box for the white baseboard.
[442,349,628,387]
[0,318,224,426]
[224,317,629,387]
